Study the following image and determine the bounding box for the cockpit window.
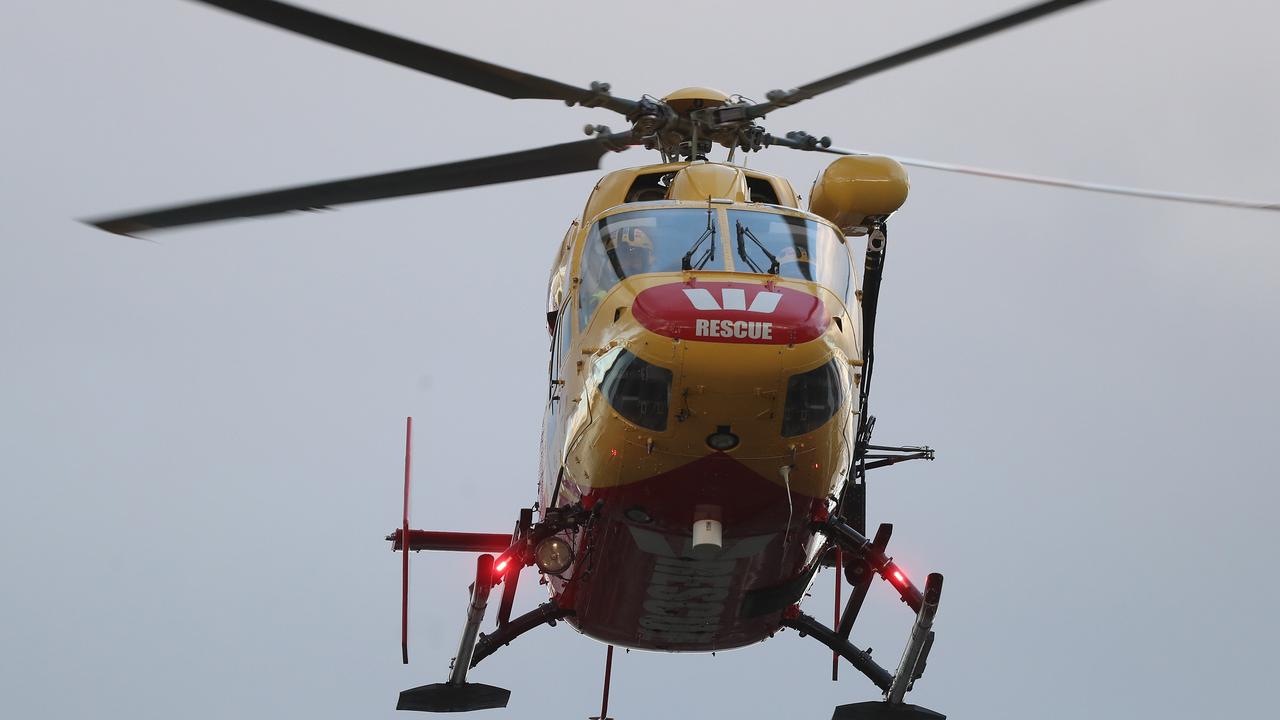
[727,210,852,301]
[578,208,725,329]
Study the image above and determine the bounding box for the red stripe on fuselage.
[554,453,824,651]
[631,280,829,345]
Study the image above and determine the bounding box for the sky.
[2,1,1278,718]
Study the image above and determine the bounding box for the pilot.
[580,226,657,325]
[613,227,655,277]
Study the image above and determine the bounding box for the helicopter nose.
[630,280,829,344]
[625,279,846,451]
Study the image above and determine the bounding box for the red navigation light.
[892,570,906,585]
[494,557,511,574]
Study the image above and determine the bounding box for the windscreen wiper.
[681,206,717,270]
[736,221,779,274]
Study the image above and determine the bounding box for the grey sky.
[2,1,1278,718]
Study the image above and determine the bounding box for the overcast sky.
[2,1,1278,718]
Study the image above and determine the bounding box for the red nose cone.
[632,281,828,344]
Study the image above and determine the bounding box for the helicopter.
[83,1,1280,719]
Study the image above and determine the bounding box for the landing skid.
[397,553,513,713]
[392,417,591,713]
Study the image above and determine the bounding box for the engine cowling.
[808,155,909,233]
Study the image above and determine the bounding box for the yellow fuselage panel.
[580,163,801,223]
[808,155,910,233]
[666,163,750,202]
[552,272,859,503]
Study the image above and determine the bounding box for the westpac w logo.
[681,288,783,314]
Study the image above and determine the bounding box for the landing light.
[534,537,573,575]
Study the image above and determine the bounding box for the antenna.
[401,416,412,664]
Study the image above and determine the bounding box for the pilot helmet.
[616,227,654,252]
[615,227,655,273]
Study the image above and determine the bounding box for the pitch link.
[572,81,616,108]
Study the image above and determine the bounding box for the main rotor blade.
[745,0,1099,118]
[187,0,637,115]
[86,133,635,236]
[771,136,1280,212]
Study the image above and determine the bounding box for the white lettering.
[628,528,777,646]
[654,558,737,575]
[640,609,721,622]
[651,570,734,586]
[646,586,731,602]
[643,599,725,617]
[637,629,715,643]
[692,320,776,341]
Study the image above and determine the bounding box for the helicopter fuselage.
[536,165,864,651]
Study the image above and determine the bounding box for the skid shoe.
[399,553,511,713]
[832,701,945,720]
[397,682,510,713]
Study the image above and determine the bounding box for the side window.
[547,221,577,321]
[556,300,572,381]
[844,241,860,310]
[549,299,572,392]
[744,176,780,204]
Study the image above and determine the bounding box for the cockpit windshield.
[728,210,852,301]
[577,207,853,330]
[579,208,725,328]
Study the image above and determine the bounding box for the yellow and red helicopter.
[85,1,1280,718]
